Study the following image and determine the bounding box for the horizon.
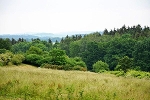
[0,0,150,35]
[0,31,95,37]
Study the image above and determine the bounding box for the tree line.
[0,24,150,72]
[59,24,150,72]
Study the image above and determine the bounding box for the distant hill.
[0,31,102,42]
[0,33,61,42]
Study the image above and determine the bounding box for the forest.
[0,24,150,73]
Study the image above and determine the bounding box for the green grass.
[0,64,150,100]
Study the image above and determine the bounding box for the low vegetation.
[110,70,150,79]
[0,65,150,100]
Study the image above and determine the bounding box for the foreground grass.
[0,64,150,100]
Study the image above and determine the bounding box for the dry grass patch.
[0,64,150,100]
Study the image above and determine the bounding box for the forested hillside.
[0,24,150,72]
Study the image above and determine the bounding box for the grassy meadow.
[0,64,150,100]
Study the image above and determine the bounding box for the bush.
[110,70,150,79]
[92,60,109,73]
[126,70,150,79]
[25,54,43,66]
[38,57,52,64]
[74,57,87,68]
[66,57,87,69]
[0,52,13,66]
[76,61,86,68]
[11,54,25,65]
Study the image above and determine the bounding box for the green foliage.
[133,38,150,71]
[0,52,25,66]
[24,47,87,71]
[126,70,150,79]
[0,52,13,66]
[11,54,25,65]
[69,41,80,57]
[0,49,7,54]
[92,60,109,73]
[25,54,43,66]
[49,49,67,65]
[41,56,87,71]
[65,57,87,71]
[1,24,150,72]
[110,71,125,77]
[0,38,11,50]
[82,42,101,70]
[11,42,31,53]
[116,56,133,73]
[39,57,52,64]
[73,57,86,67]
[0,59,3,66]
[110,70,150,79]
[53,40,60,49]
[11,39,52,54]
[33,43,48,51]
[104,37,136,70]
[26,46,43,55]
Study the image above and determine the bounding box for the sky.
[0,0,150,34]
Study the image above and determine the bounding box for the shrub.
[0,52,13,66]
[25,54,43,66]
[73,57,87,68]
[126,70,150,79]
[92,60,109,73]
[66,58,75,67]
[11,54,25,65]
[38,57,52,64]
[66,57,87,69]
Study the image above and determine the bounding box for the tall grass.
[0,64,150,100]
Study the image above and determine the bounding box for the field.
[0,64,150,100]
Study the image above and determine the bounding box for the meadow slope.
[0,64,150,100]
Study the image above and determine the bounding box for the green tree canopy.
[49,49,67,65]
[26,46,43,55]
[116,56,133,73]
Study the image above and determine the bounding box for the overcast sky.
[0,0,150,34]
